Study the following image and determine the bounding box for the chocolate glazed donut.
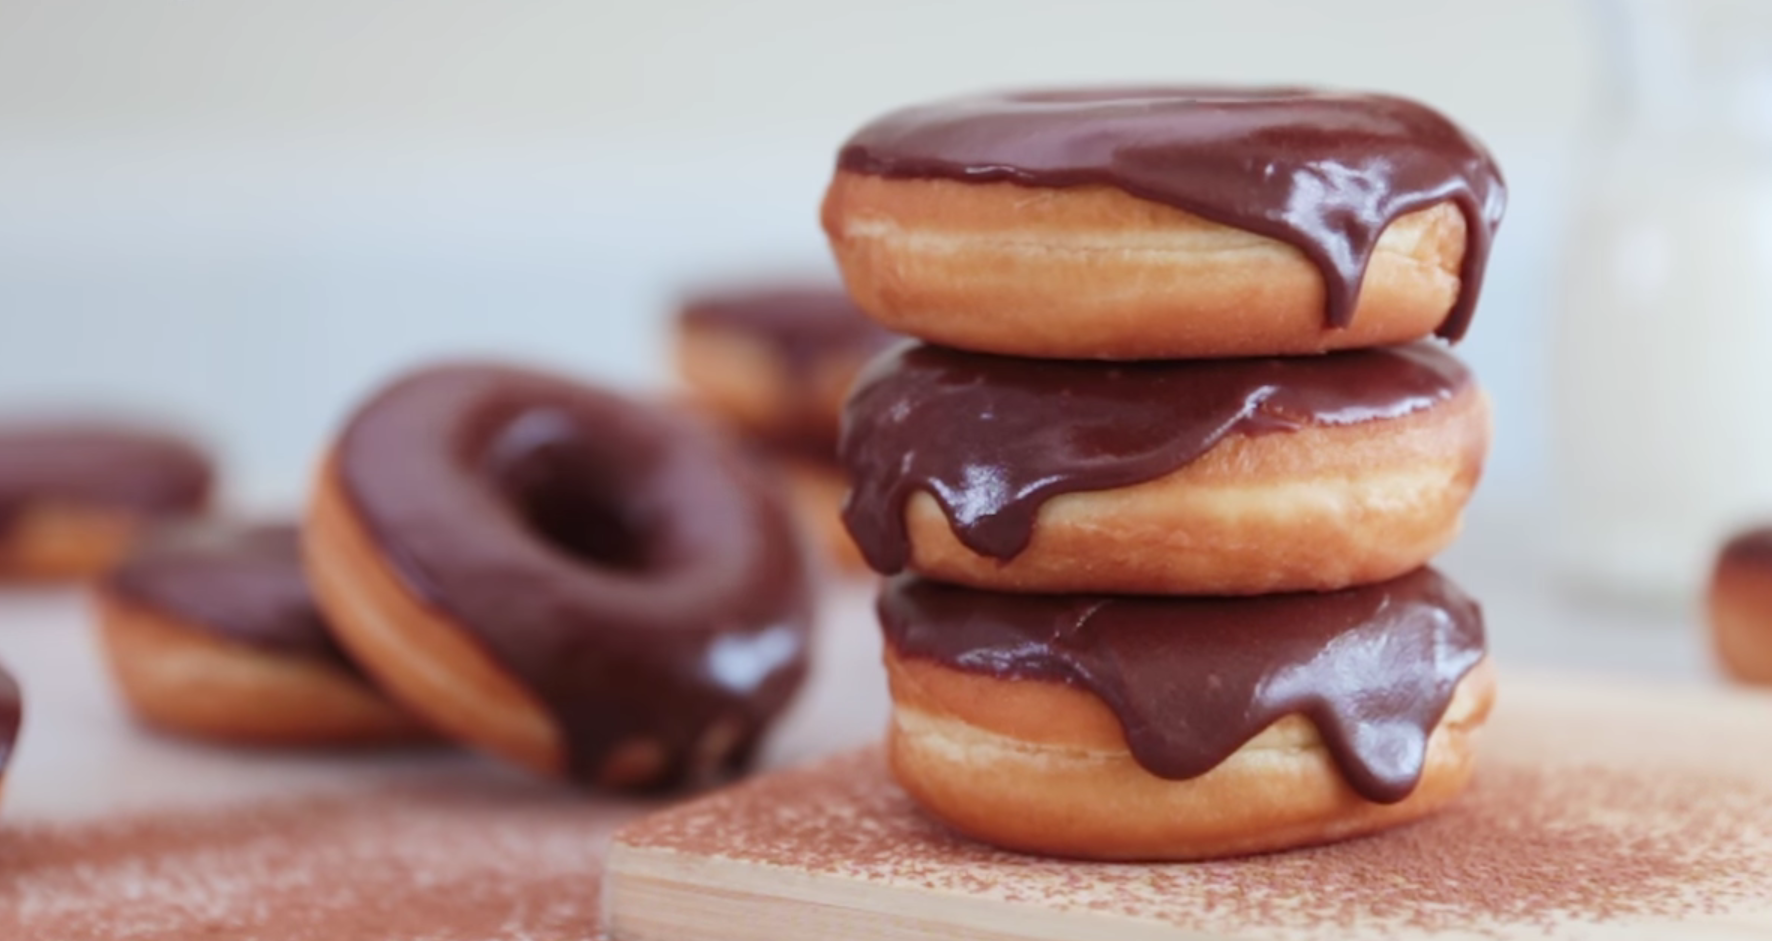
[306,363,814,790]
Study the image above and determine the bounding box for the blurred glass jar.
[1555,0,1772,601]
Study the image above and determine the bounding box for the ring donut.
[675,285,896,571]
[823,87,1506,359]
[879,569,1493,861]
[0,424,213,580]
[841,341,1489,595]
[95,520,428,746]
[1710,527,1772,685]
[306,362,814,790]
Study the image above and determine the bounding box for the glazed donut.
[305,362,814,790]
[823,88,1506,359]
[675,285,898,572]
[94,520,428,747]
[1709,527,1772,685]
[0,424,212,579]
[676,284,896,446]
[879,569,1493,861]
[841,341,1489,596]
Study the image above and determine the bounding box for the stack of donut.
[675,286,897,571]
[823,88,1506,860]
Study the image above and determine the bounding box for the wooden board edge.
[600,841,1215,941]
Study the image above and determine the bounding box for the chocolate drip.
[840,341,1470,573]
[879,569,1486,803]
[106,521,351,668]
[838,88,1506,337]
[336,364,813,788]
[0,425,211,533]
[0,663,18,778]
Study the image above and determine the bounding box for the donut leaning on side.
[95,520,427,746]
[879,570,1494,861]
[305,362,814,790]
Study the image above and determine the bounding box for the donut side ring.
[896,383,1490,596]
[306,454,570,777]
[885,645,1495,861]
[822,172,1467,359]
[94,592,429,746]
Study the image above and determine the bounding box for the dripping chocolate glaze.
[880,568,1486,803]
[336,364,813,788]
[0,425,212,534]
[106,521,352,668]
[0,662,18,777]
[837,88,1507,338]
[840,341,1471,573]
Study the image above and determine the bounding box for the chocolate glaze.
[880,568,1486,803]
[106,521,352,668]
[680,285,896,372]
[0,425,211,533]
[336,363,813,788]
[841,341,1471,573]
[838,88,1507,338]
[0,662,18,778]
[1720,527,1772,569]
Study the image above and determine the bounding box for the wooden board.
[604,675,1772,940]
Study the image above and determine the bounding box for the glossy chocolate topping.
[0,425,211,532]
[880,568,1486,803]
[0,662,19,778]
[336,363,813,788]
[106,521,351,667]
[841,341,1471,572]
[838,88,1507,338]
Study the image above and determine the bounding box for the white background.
[0,0,1596,504]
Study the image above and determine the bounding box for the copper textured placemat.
[605,677,1772,940]
[0,779,645,940]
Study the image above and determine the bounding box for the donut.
[94,520,428,746]
[0,424,213,579]
[0,663,19,806]
[305,362,814,790]
[676,284,897,445]
[675,285,898,572]
[841,341,1489,595]
[879,568,1493,861]
[1709,527,1772,685]
[822,88,1507,359]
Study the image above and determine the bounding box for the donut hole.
[485,409,664,572]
